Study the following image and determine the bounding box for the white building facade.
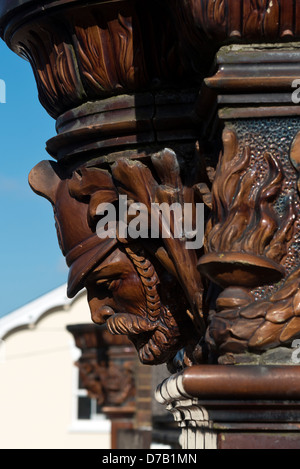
[0,285,111,449]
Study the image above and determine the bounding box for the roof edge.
[0,284,85,340]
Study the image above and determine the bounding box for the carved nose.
[97,305,115,323]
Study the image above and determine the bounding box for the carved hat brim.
[67,236,118,298]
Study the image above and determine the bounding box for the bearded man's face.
[85,247,188,364]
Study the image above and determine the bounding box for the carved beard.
[86,247,186,365]
[106,305,183,365]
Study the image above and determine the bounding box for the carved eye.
[108,279,121,291]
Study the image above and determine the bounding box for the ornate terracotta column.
[66,324,137,448]
[0,0,206,368]
[2,0,300,449]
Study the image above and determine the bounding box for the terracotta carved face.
[85,244,191,364]
[29,158,194,365]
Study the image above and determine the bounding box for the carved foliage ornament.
[169,0,300,42]
[11,1,193,118]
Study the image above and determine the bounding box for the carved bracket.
[155,373,217,450]
[67,324,136,410]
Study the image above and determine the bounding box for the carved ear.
[68,167,116,200]
[28,160,61,205]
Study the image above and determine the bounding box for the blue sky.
[0,41,68,317]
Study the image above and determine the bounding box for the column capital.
[156,365,300,449]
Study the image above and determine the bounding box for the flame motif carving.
[202,128,300,360]
[206,129,296,263]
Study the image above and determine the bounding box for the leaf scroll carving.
[20,25,86,118]
[15,1,191,119]
[243,0,280,38]
[72,8,148,95]
[206,267,300,356]
[168,0,296,48]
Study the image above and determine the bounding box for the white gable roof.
[0,284,83,340]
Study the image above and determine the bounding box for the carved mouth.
[106,312,177,364]
[106,313,158,336]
